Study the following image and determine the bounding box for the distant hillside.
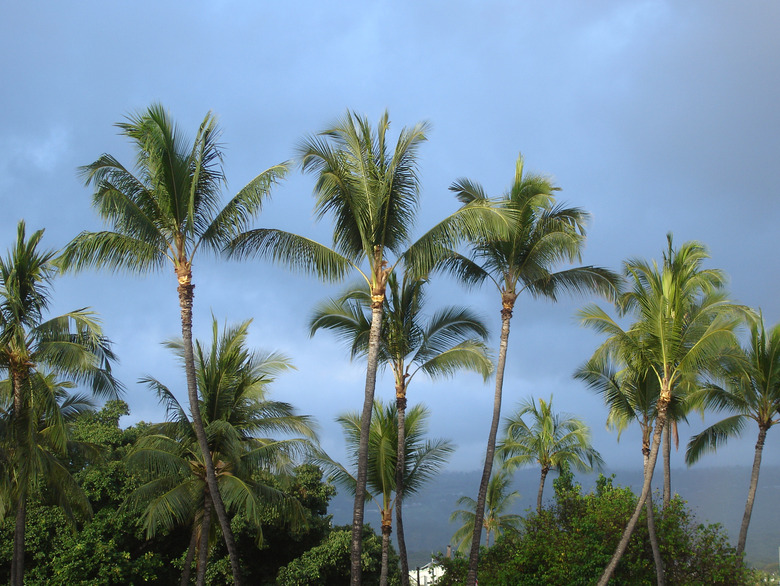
[328,465,780,572]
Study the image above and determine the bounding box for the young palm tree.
[59,104,288,585]
[450,468,521,552]
[128,318,317,585]
[230,110,509,584]
[309,270,492,581]
[579,235,744,585]
[686,316,780,555]
[0,221,120,586]
[314,401,453,586]
[498,395,603,512]
[444,153,620,585]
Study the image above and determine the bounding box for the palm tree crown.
[498,395,603,511]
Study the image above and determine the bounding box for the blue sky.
[2,1,779,474]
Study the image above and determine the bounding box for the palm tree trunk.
[395,381,410,586]
[598,395,668,586]
[466,294,515,586]
[662,419,671,509]
[380,509,392,586]
[10,491,26,586]
[180,523,198,586]
[177,275,242,586]
[537,466,549,512]
[196,489,213,586]
[644,447,665,585]
[351,295,385,586]
[737,425,767,555]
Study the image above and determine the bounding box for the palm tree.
[450,468,521,552]
[575,349,679,584]
[444,153,620,585]
[309,270,492,581]
[58,104,288,585]
[498,395,603,511]
[128,318,317,585]
[230,110,509,584]
[0,220,120,586]
[315,400,453,586]
[579,234,744,585]
[686,316,780,555]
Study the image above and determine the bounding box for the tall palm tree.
[579,234,744,585]
[315,400,453,586]
[58,104,288,585]
[575,349,679,584]
[309,270,492,581]
[0,220,120,586]
[444,153,620,585]
[230,110,509,584]
[498,395,603,512]
[686,316,780,555]
[129,318,318,586]
[450,468,521,552]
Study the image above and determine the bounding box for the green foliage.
[438,473,753,585]
[276,524,399,586]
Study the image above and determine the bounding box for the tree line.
[2,103,778,584]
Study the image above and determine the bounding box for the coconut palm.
[309,270,492,581]
[58,104,288,585]
[314,401,453,586]
[0,220,120,585]
[575,349,678,584]
[444,153,620,585]
[128,318,317,585]
[686,316,780,555]
[579,234,745,585]
[230,110,509,584]
[498,395,603,512]
[450,468,521,552]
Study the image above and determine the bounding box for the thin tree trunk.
[598,395,669,586]
[466,294,514,586]
[737,425,767,555]
[10,491,26,586]
[180,524,198,586]
[644,446,665,586]
[395,381,410,586]
[10,367,27,586]
[196,489,213,586]
[662,419,671,509]
[177,275,242,586]
[380,510,392,586]
[351,292,386,586]
[537,466,549,512]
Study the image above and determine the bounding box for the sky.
[2,1,779,475]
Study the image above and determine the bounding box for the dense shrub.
[437,467,753,585]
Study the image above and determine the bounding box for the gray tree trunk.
[662,419,671,509]
[178,276,242,586]
[396,385,410,586]
[351,299,385,585]
[466,296,514,586]
[196,489,213,586]
[644,447,665,585]
[737,425,768,555]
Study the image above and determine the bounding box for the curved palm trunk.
[537,466,549,512]
[598,393,669,586]
[662,419,671,509]
[177,274,242,586]
[644,445,665,585]
[395,381,410,586]
[466,294,515,586]
[351,291,386,585]
[737,425,768,555]
[196,488,213,586]
[380,509,392,586]
[180,524,198,586]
